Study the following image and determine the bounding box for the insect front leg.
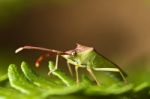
[93,67,127,83]
[55,54,59,70]
[48,54,59,75]
[35,53,50,67]
[87,67,100,86]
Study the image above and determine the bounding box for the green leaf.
[48,61,75,86]
[8,64,46,98]
[132,82,150,98]
[21,61,57,89]
[0,61,149,99]
[0,87,37,99]
[0,74,8,83]
[85,83,133,96]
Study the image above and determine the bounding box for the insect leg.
[48,54,59,76]
[87,67,100,86]
[93,67,127,83]
[67,62,73,76]
[75,66,79,85]
[118,70,127,83]
[55,54,59,69]
[35,53,50,67]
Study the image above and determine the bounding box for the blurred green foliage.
[0,61,150,99]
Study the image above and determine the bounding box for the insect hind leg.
[87,67,100,86]
[93,67,127,83]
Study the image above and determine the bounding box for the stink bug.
[15,43,127,85]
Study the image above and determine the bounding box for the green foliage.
[0,74,7,82]
[0,62,150,99]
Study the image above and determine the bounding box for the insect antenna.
[15,46,63,54]
[15,46,68,67]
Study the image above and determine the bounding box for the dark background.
[0,0,150,75]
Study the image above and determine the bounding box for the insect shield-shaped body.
[62,44,127,85]
[15,43,127,86]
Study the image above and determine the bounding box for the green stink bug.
[15,43,127,85]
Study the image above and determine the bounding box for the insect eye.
[71,51,76,56]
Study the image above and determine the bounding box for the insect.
[15,43,127,86]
